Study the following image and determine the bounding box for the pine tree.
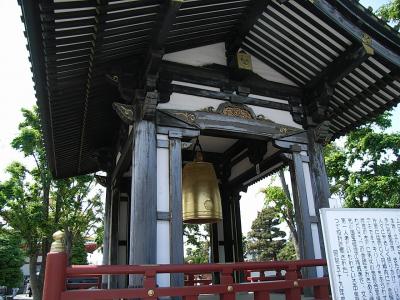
[246,206,286,261]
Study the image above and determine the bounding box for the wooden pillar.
[232,193,244,263]
[210,223,220,263]
[169,132,184,287]
[129,120,157,287]
[307,129,331,259]
[290,145,317,279]
[101,177,112,288]
[221,187,234,263]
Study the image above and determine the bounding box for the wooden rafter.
[226,0,272,55]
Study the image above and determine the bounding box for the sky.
[0,0,399,234]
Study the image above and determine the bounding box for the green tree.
[184,224,210,263]
[0,229,24,288]
[53,176,103,265]
[0,107,103,300]
[325,112,400,208]
[261,172,299,258]
[246,206,286,261]
[70,234,88,265]
[0,162,46,299]
[377,0,400,31]
[277,240,296,261]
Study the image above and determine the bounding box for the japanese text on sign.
[320,209,400,300]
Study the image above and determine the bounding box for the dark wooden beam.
[143,0,184,83]
[161,109,302,141]
[168,83,291,111]
[226,0,272,55]
[111,129,134,186]
[305,44,372,92]
[228,151,284,190]
[160,61,302,100]
[304,43,373,124]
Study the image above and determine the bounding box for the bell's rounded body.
[182,161,223,224]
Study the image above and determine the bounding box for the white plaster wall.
[229,157,252,181]
[249,53,297,86]
[156,138,171,287]
[302,162,317,217]
[164,43,227,66]
[248,105,302,129]
[157,143,169,212]
[163,42,296,87]
[311,224,324,277]
[156,221,171,287]
[217,221,225,263]
[158,93,224,111]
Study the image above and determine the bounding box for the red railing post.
[42,252,67,300]
[314,285,330,300]
[220,267,234,300]
[254,291,270,300]
[144,269,157,300]
[284,265,301,300]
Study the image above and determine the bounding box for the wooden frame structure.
[19,0,400,297]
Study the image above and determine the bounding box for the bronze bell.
[182,153,223,224]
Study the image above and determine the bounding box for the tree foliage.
[0,107,103,299]
[245,206,286,261]
[261,171,299,259]
[184,224,209,263]
[325,112,400,208]
[0,229,24,288]
[70,234,88,265]
[277,240,296,261]
[376,0,400,31]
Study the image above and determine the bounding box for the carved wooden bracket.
[142,91,158,120]
[94,175,107,187]
[112,102,135,124]
[313,121,333,144]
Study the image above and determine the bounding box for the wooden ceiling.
[19,0,400,178]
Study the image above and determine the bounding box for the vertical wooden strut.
[307,128,331,259]
[169,133,184,288]
[290,145,317,279]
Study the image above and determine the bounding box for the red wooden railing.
[43,252,330,300]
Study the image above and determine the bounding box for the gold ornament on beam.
[182,139,223,224]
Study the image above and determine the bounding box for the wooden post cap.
[50,230,65,253]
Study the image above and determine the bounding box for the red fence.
[43,252,330,300]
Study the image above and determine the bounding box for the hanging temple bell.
[182,152,223,224]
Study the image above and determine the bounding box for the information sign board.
[320,208,400,299]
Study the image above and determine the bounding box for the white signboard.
[320,208,400,300]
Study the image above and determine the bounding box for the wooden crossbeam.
[159,61,302,100]
[305,44,372,92]
[304,43,373,123]
[144,0,184,82]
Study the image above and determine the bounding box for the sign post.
[320,208,400,299]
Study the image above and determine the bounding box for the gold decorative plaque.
[237,51,253,71]
[222,106,253,119]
